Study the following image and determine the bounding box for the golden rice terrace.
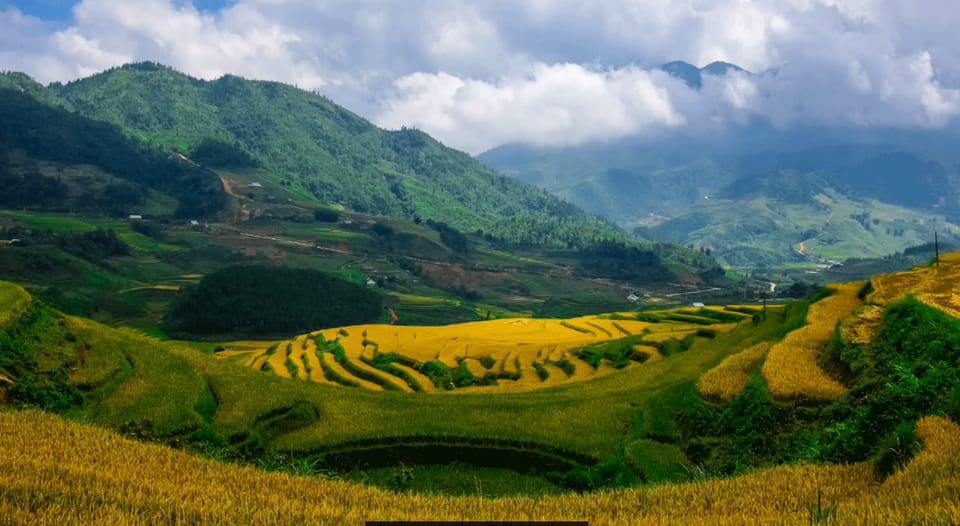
[228,307,752,392]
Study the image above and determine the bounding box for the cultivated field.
[869,251,960,316]
[233,308,749,392]
[761,282,863,400]
[697,342,770,401]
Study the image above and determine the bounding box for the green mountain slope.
[36,63,614,248]
[0,88,226,218]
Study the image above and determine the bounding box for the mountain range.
[480,61,960,266]
[0,62,620,249]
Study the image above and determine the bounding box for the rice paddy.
[233,308,749,393]
[761,282,862,400]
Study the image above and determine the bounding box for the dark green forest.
[163,265,383,338]
[0,88,226,218]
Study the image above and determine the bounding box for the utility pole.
[935,231,940,267]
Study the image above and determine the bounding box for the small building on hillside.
[128,214,142,220]
[627,293,640,303]
[247,182,263,188]
[691,302,705,308]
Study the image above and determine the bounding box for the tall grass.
[0,410,957,525]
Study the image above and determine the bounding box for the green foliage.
[559,321,593,334]
[856,280,874,301]
[452,361,475,388]
[188,138,259,168]
[313,208,340,223]
[0,299,82,411]
[163,265,382,338]
[0,88,226,218]
[478,355,496,370]
[57,228,130,261]
[0,162,67,209]
[550,358,575,377]
[362,352,424,392]
[421,359,454,390]
[532,361,549,381]
[683,296,960,477]
[574,335,646,369]
[577,241,674,283]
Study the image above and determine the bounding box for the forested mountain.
[9,62,615,248]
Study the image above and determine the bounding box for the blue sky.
[1,1,959,154]
[2,0,230,21]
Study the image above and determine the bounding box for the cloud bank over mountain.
[2,0,959,153]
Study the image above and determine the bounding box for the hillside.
[480,127,960,266]
[1,252,960,503]
[0,87,226,218]
[0,63,728,325]
[7,62,618,249]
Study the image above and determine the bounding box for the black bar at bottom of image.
[367,522,588,526]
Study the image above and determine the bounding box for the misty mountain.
[660,60,749,89]
[479,122,960,266]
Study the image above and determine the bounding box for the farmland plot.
[236,310,746,393]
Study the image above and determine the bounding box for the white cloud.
[2,0,960,153]
[378,63,684,153]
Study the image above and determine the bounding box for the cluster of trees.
[313,208,339,222]
[56,229,130,261]
[188,139,259,169]
[577,241,674,283]
[163,265,382,337]
[424,219,468,253]
[0,162,67,209]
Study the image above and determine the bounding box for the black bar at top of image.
[367,522,588,526]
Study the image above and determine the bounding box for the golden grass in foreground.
[762,282,862,401]
[697,343,769,401]
[0,410,958,525]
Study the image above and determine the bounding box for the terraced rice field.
[762,282,863,401]
[231,308,749,393]
[697,342,770,401]
[869,251,960,317]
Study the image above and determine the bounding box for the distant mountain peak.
[701,61,747,76]
[660,60,749,90]
[660,61,703,89]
